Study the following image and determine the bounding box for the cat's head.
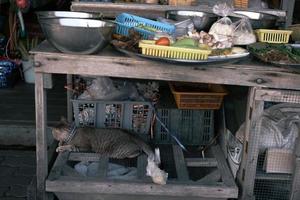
[52,117,71,142]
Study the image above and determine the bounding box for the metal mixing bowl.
[36,11,103,19]
[38,18,115,54]
[165,10,218,31]
[230,11,278,29]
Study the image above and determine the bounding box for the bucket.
[22,59,35,84]
[22,59,53,88]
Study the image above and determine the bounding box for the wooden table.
[31,41,300,200]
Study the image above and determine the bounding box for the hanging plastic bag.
[209,3,235,49]
[233,18,256,45]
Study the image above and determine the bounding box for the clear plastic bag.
[209,3,234,49]
[233,18,256,45]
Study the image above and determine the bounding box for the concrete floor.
[0,75,67,199]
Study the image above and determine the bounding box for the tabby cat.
[52,117,155,160]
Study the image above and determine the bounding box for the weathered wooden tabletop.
[31,41,300,91]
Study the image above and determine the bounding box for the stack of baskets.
[234,0,248,8]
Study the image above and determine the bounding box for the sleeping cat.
[52,117,168,184]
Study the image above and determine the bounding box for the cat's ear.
[60,116,68,124]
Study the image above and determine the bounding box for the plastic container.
[72,99,153,135]
[234,0,249,8]
[169,82,227,110]
[255,29,293,43]
[115,13,175,39]
[21,59,53,88]
[22,59,35,84]
[155,108,214,145]
[139,40,211,60]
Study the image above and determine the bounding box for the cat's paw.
[56,145,70,152]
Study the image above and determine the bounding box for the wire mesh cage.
[252,102,299,200]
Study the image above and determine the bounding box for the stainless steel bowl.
[165,10,218,31]
[36,11,102,19]
[38,18,115,54]
[230,11,278,29]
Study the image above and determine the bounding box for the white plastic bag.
[233,18,256,45]
[236,103,300,153]
[78,77,139,101]
[209,3,234,49]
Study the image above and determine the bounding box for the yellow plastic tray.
[255,29,293,44]
[138,40,211,60]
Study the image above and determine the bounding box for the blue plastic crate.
[0,60,19,88]
[115,13,175,39]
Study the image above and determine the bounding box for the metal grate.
[131,104,150,134]
[155,109,214,145]
[104,103,123,128]
[77,103,96,127]
[253,102,297,200]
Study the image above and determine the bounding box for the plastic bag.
[236,103,300,153]
[209,3,234,49]
[233,18,256,45]
[78,77,139,101]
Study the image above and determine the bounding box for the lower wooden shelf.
[46,145,238,200]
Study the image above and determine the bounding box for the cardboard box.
[263,148,294,174]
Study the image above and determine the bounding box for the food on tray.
[111,29,142,52]
[171,38,198,48]
[248,43,300,64]
[155,37,171,46]
[188,31,226,49]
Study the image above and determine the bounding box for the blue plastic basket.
[115,13,175,39]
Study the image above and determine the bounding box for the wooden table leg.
[290,136,300,200]
[67,74,73,122]
[237,87,264,200]
[35,72,48,200]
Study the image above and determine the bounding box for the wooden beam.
[238,87,265,199]
[96,157,109,178]
[197,169,221,184]
[137,154,148,179]
[30,42,300,91]
[70,2,286,19]
[185,158,218,167]
[35,72,48,200]
[46,176,238,198]
[255,89,300,104]
[69,152,104,162]
[172,145,189,181]
[290,136,300,200]
[211,145,236,188]
[48,151,70,181]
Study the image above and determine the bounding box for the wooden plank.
[185,158,218,167]
[137,154,148,179]
[255,171,292,181]
[290,136,300,200]
[172,145,189,181]
[35,72,48,200]
[46,176,238,198]
[255,89,300,104]
[63,165,83,177]
[197,169,221,184]
[56,193,226,200]
[48,151,70,181]
[281,0,295,27]
[69,152,104,162]
[211,145,236,188]
[67,74,73,123]
[70,2,286,19]
[30,42,300,91]
[238,87,265,200]
[97,157,109,178]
